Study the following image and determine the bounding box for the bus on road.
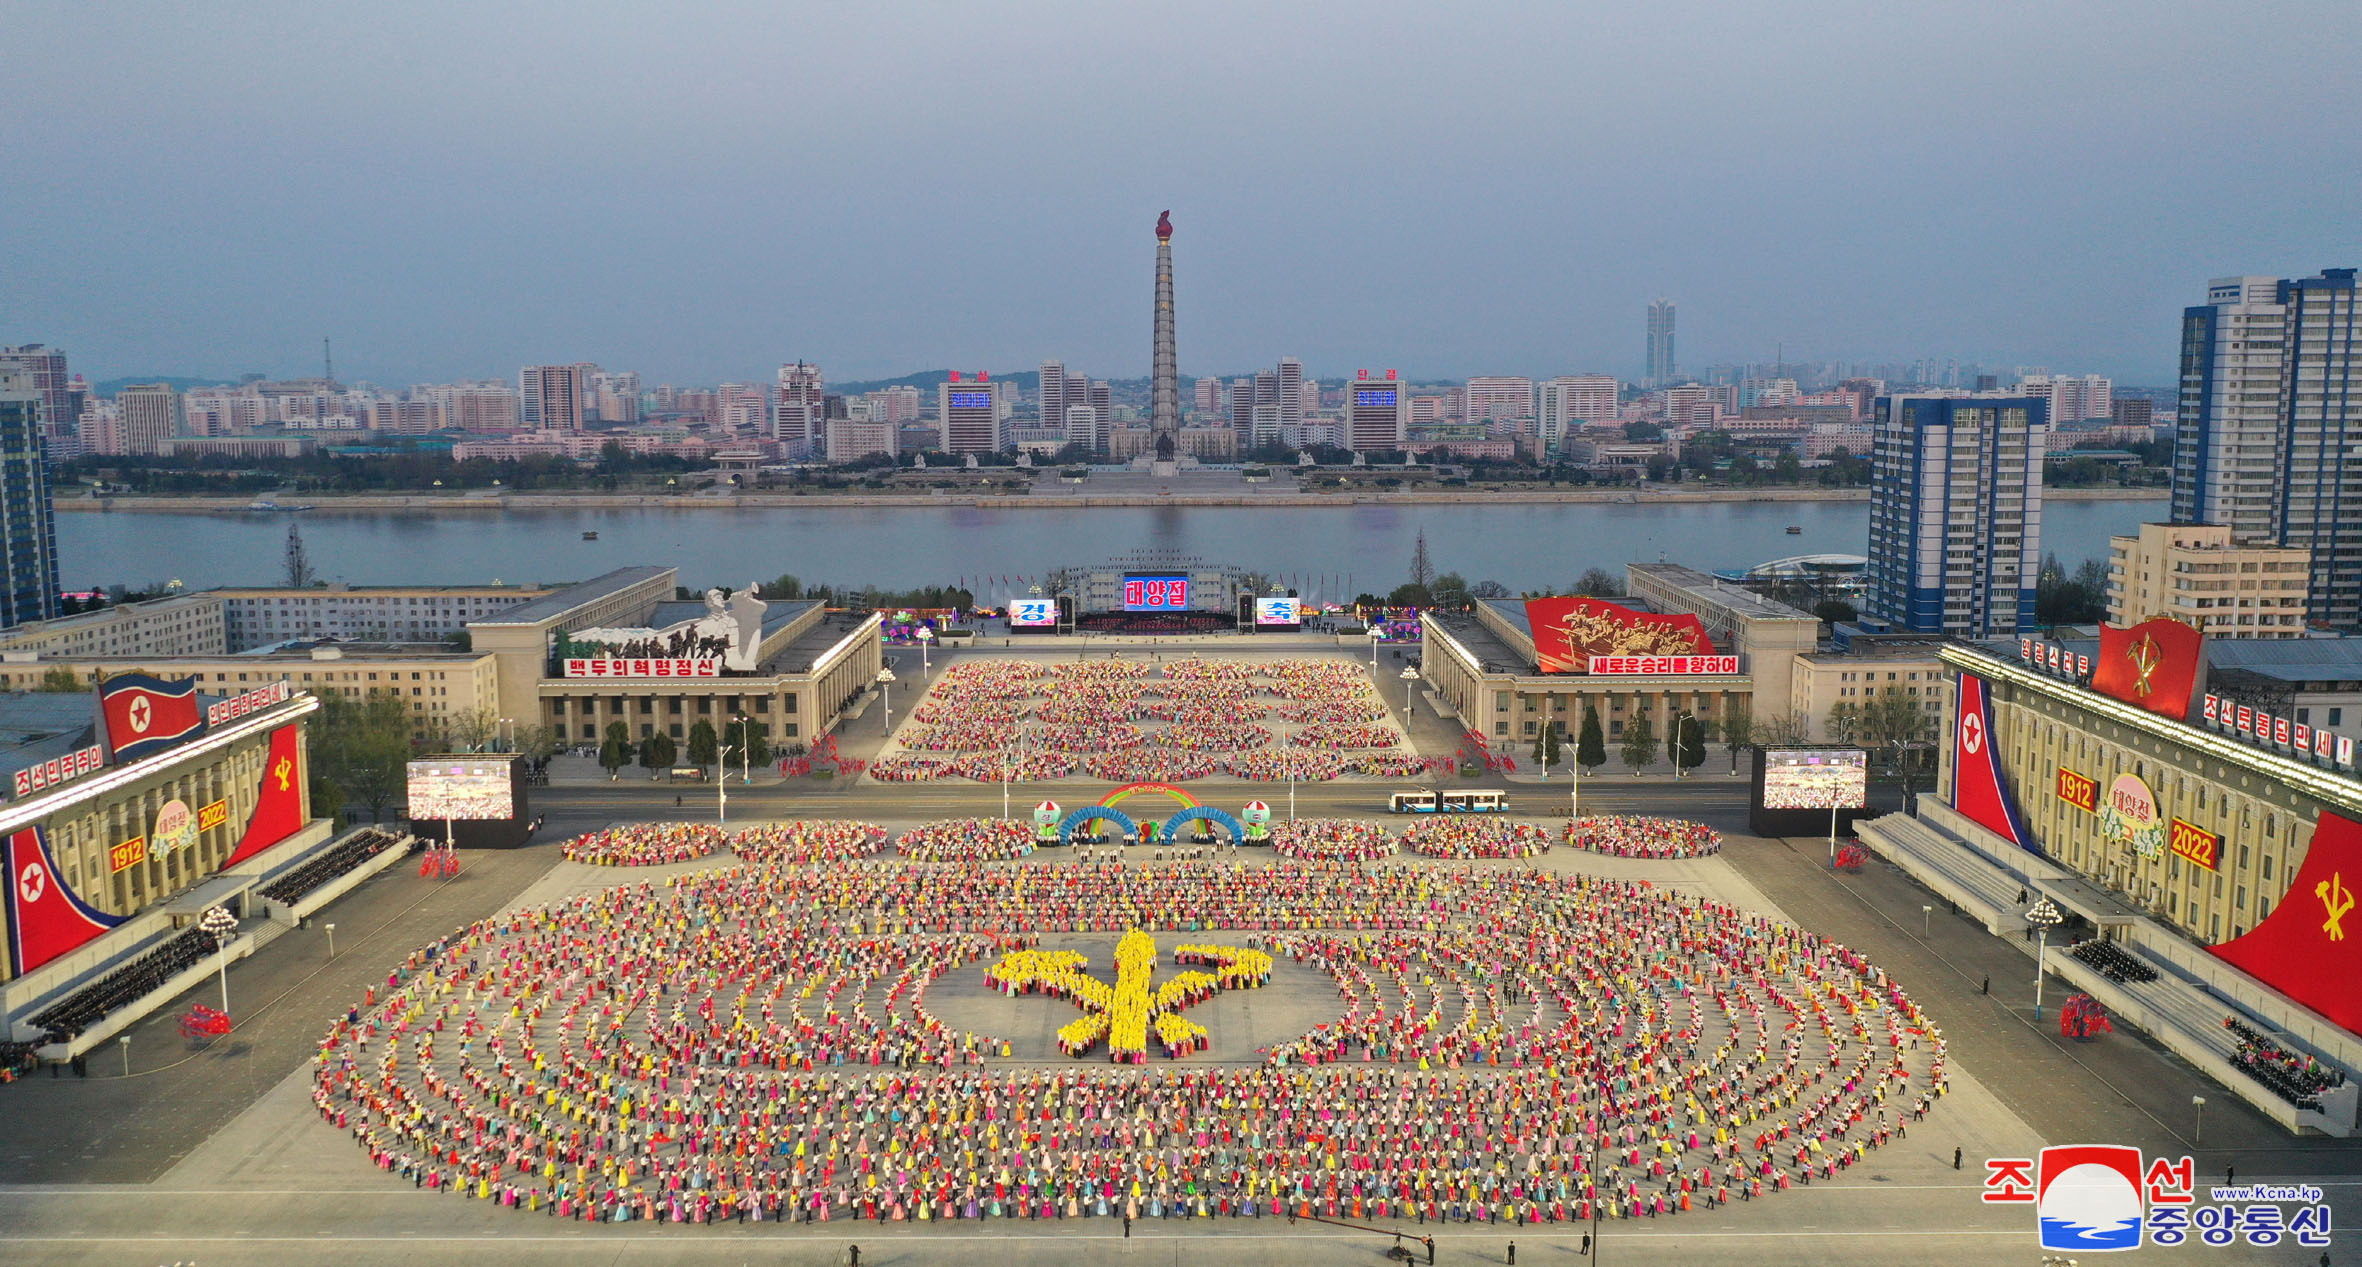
[1389,789,1508,813]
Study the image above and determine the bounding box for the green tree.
[35,666,82,693]
[1670,714,1707,775]
[1429,572,1471,608]
[725,717,772,766]
[1576,705,1606,773]
[639,731,677,776]
[1386,582,1435,607]
[599,722,633,780]
[1619,713,1657,775]
[1719,706,1755,774]
[310,690,413,822]
[1825,700,1862,744]
[511,723,563,763]
[1812,599,1858,624]
[1570,567,1620,598]
[686,719,720,770]
[1530,721,1564,774]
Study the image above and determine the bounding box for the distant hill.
[90,375,241,395]
[831,369,1041,396]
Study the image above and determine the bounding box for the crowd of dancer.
[729,822,888,866]
[1399,818,1555,859]
[1567,816,1723,860]
[1266,818,1396,862]
[897,819,1036,863]
[561,823,730,867]
[310,857,1946,1227]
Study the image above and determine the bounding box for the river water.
[59,497,2166,598]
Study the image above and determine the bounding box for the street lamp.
[1673,710,1694,781]
[199,905,238,1017]
[1922,904,1933,937]
[875,667,897,736]
[1368,626,1382,666]
[324,922,337,959]
[1398,665,1419,715]
[735,716,752,784]
[2191,1095,2206,1146]
[718,743,736,823]
[916,626,933,674]
[497,717,514,752]
[117,1034,131,1076]
[2026,897,2065,1019]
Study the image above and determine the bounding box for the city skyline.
[5,2,2353,387]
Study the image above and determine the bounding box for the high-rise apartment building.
[0,372,61,628]
[824,401,897,464]
[1345,370,1408,452]
[1538,375,1619,447]
[0,345,73,449]
[774,362,823,453]
[2106,522,2309,637]
[114,384,184,456]
[867,386,923,425]
[1277,358,1305,442]
[937,373,1004,454]
[2173,269,2362,628]
[1193,377,1222,416]
[431,382,521,432]
[1038,360,1067,431]
[2017,373,2111,427]
[1865,395,2047,637]
[520,365,585,430]
[591,371,641,425]
[1645,299,1676,386]
[1463,376,1536,427]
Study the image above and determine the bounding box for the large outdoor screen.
[406,759,517,821]
[1008,598,1058,627]
[1254,596,1302,626]
[1759,748,1869,810]
[1122,576,1191,611]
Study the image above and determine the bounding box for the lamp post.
[916,626,933,675]
[325,922,337,959]
[1922,904,1933,937]
[1399,665,1419,715]
[718,744,736,823]
[497,717,514,752]
[117,1034,131,1076]
[2191,1095,2206,1147]
[875,667,897,736]
[1829,799,1841,862]
[735,716,752,784]
[1673,711,1693,781]
[1368,626,1382,667]
[2026,897,2064,1019]
[1288,767,1298,825]
[199,905,238,1017]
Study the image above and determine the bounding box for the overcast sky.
[5,0,2354,388]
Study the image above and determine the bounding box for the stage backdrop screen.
[1759,748,1869,810]
[406,760,516,820]
[1122,575,1191,611]
[1254,596,1302,626]
[1008,598,1058,627]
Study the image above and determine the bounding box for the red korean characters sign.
[1585,655,1739,675]
[1523,597,1712,675]
[562,659,721,678]
[2211,811,2362,1037]
[2090,617,2203,721]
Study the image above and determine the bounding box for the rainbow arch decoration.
[1097,783,1200,812]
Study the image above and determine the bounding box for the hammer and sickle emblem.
[2126,633,2163,697]
[272,756,293,791]
[2320,871,2356,942]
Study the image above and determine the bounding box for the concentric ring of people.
[1399,817,1555,859]
[311,858,1948,1226]
[880,659,1400,783]
[1566,816,1724,860]
[1267,818,1397,862]
[561,821,888,867]
[896,818,1036,863]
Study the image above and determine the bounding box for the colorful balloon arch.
[1097,782,1201,812]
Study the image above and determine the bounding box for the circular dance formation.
[897,818,1036,863]
[560,822,730,866]
[312,857,1947,1227]
[1398,817,1555,859]
[1567,815,1723,859]
[729,822,888,866]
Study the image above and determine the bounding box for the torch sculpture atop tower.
[1149,209,1181,474]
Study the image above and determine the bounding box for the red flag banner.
[4,826,126,976]
[2090,617,2203,721]
[1952,673,2035,852]
[2211,811,2362,1036]
[97,672,208,763]
[1523,596,1711,675]
[222,725,306,868]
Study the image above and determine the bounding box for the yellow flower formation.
[986,931,1269,1062]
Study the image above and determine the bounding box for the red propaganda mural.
[1523,597,1711,675]
[3,826,126,976]
[97,672,208,763]
[222,725,306,868]
[2211,811,2362,1037]
[1953,674,2036,852]
[2091,617,2204,721]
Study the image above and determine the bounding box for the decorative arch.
[1160,806,1247,842]
[1098,782,1200,812]
[1057,806,1138,846]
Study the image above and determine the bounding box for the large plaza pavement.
[1,643,2356,1264]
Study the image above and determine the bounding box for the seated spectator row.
[258,830,408,906]
[2224,1017,2345,1111]
[2067,939,2158,985]
[27,928,217,1042]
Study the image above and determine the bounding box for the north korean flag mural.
[1523,596,1712,674]
[2210,811,2362,1037]
[96,672,208,763]
[2090,617,2205,722]
[3,826,125,977]
[222,724,305,869]
[1953,673,2036,853]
